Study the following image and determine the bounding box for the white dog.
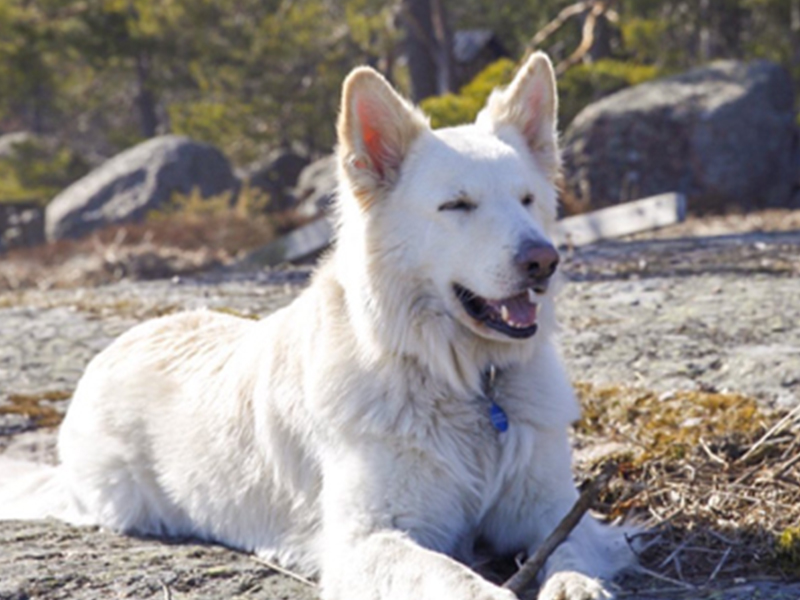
[0,53,634,599]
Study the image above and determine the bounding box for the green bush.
[0,138,89,205]
[151,182,270,221]
[421,58,516,129]
[420,57,661,131]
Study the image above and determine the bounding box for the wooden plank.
[554,192,687,247]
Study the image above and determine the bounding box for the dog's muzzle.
[454,284,540,339]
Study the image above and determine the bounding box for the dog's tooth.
[527,288,537,303]
[500,304,510,323]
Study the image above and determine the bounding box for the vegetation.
[421,58,516,129]
[574,383,800,589]
[0,0,798,202]
[0,137,89,204]
[0,186,282,291]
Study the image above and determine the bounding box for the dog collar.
[482,365,509,433]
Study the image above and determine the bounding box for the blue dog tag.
[489,401,509,433]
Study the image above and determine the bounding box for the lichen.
[776,527,800,576]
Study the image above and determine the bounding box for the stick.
[502,462,617,595]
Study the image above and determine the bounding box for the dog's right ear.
[338,67,429,208]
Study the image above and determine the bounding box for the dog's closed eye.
[438,198,477,212]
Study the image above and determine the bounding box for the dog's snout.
[515,240,559,284]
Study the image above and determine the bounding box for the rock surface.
[0,519,317,600]
[292,155,337,219]
[45,135,238,241]
[1,230,800,599]
[562,60,797,212]
[238,149,310,212]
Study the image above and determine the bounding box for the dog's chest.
[395,390,532,548]
[401,371,533,492]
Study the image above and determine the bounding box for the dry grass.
[0,183,318,292]
[0,212,281,292]
[572,383,800,592]
[0,390,72,428]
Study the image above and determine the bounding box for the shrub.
[0,137,89,204]
[420,57,661,131]
[421,58,516,129]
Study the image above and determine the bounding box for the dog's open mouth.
[453,284,539,339]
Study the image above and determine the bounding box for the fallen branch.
[502,462,618,595]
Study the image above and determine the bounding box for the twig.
[251,556,316,587]
[737,403,800,464]
[502,462,617,595]
[775,448,800,479]
[698,437,728,467]
[616,587,700,597]
[635,566,697,590]
[159,581,173,600]
[706,546,732,584]
[706,530,740,546]
[657,534,694,569]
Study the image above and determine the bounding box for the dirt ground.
[0,211,799,599]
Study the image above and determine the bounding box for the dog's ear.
[476,52,559,180]
[338,67,428,207]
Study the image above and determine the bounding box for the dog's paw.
[537,571,611,600]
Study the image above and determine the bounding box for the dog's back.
[0,307,322,571]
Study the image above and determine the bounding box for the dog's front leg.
[317,446,516,600]
[483,429,630,600]
[322,529,517,600]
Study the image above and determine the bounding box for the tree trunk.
[135,52,158,138]
[401,0,455,103]
[403,0,439,102]
[430,0,456,95]
[792,0,800,68]
[698,0,712,62]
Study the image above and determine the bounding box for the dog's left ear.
[338,67,429,207]
[477,52,559,180]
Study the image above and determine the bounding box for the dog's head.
[335,53,561,349]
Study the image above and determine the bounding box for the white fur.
[0,53,634,600]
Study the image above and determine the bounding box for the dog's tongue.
[486,292,537,328]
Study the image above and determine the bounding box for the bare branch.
[527,1,593,51]
[555,1,615,76]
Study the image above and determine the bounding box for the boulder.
[562,60,797,212]
[237,149,309,212]
[292,155,337,219]
[46,135,237,240]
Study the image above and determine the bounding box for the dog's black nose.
[515,239,559,283]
